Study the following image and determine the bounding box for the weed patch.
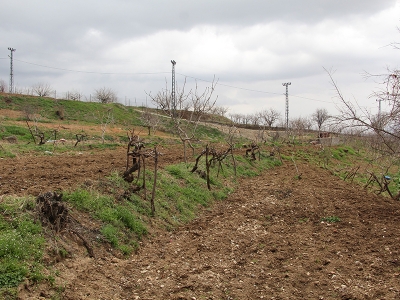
[63,189,147,254]
[321,216,341,223]
[0,196,46,295]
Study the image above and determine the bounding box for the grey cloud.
[1,0,396,68]
[1,0,399,117]
[2,0,397,41]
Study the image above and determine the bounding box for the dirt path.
[18,161,400,300]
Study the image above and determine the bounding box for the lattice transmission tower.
[282,82,291,129]
[8,47,16,93]
[171,60,176,117]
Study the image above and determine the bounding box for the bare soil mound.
[15,158,400,299]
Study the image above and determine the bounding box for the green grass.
[0,196,46,297]
[330,146,357,160]
[165,164,187,179]
[155,153,280,224]
[235,152,281,177]
[100,224,119,247]
[63,189,147,254]
[195,124,225,141]
[115,205,147,238]
[291,142,400,201]
[321,145,400,200]
[1,125,31,139]
[0,145,16,158]
[292,145,360,169]
[0,121,120,158]
[0,95,142,125]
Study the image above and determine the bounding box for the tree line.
[0,80,118,104]
[228,107,330,133]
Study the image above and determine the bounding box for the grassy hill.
[0,93,142,125]
[0,93,230,154]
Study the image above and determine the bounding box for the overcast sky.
[1,0,400,120]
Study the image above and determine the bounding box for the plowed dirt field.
[1,145,400,299]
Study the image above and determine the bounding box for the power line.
[7,58,336,105]
[14,59,170,75]
[290,94,333,104]
[176,72,336,104]
[179,73,283,96]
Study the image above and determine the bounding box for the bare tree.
[289,117,309,143]
[327,66,400,199]
[248,113,261,126]
[212,106,229,117]
[14,86,26,95]
[327,68,400,155]
[93,108,114,144]
[94,87,117,104]
[230,113,250,125]
[390,28,400,50]
[67,90,83,101]
[0,79,7,93]
[260,108,281,128]
[140,107,160,135]
[312,108,330,135]
[148,77,218,162]
[32,82,53,97]
[229,113,242,124]
[238,114,248,125]
[303,116,313,131]
[23,105,42,124]
[243,114,253,125]
[207,105,228,122]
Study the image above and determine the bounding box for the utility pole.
[282,82,291,129]
[8,47,16,94]
[376,98,383,118]
[171,60,176,117]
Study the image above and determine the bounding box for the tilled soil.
[11,152,400,300]
[0,146,183,197]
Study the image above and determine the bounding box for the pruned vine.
[123,129,161,215]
